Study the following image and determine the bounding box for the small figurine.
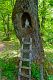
[25,18,30,28]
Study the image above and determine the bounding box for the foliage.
[49,0,53,7]
[0,0,16,40]
[0,0,53,44]
[0,58,18,80]
[0,0,53,80]
[0,57,40,80]
[31,62,40,80]
[47,75,53,80]
[38,0,53,46]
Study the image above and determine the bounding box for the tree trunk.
[2,15,6,35]
[7,14,10,40]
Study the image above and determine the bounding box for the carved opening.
[21,12,32,28]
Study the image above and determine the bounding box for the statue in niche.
[25,18,30,28]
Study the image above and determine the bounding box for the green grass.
[0,34,53,80]
[0,58,18,80]
[31,62,40,80]
[0,58,40,80]
[47,75,53,80]
[44,44,53,80]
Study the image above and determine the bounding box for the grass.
[47,75,53,80]
[0,33,20,80]
[0,33,53,80]
[44,44,53,80]
[0,58,18,80]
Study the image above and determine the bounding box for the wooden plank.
[20,58,30,61]
[21,49,31,53]
[21,66,31,69]
[22,42,32,44]
[20,73,30,78]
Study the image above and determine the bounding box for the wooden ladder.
[18,37,32,80]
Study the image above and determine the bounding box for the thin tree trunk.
[11,0,15,9]
[0,69,2,80]
[2,16,5,33]
[7,14,10,39]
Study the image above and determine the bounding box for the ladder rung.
[21,49,31,53]
[22,38,32,43]
[21,66,31,69]
[22,42,32,44]
[20,73,30,78]
[20,58,30,61]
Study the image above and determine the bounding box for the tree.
[0,0,16,40]
[38,0,53,45]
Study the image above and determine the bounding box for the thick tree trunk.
[12,0,44,79]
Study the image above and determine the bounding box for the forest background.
[0,0,53,80]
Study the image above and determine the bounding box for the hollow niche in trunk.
[21,12,32,28]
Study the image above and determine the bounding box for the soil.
[0,43,5,52]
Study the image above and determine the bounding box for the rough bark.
[12,0,44,79]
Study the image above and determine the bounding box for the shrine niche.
[12,0,44,80]
[21,12,32,28]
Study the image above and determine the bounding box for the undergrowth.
[0,58,40,80]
